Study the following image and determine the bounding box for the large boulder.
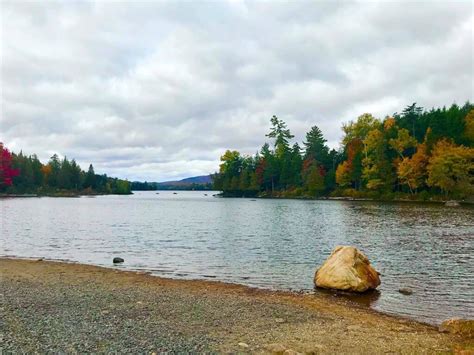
[314,246,380,292]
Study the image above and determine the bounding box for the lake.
[1,191,473,324]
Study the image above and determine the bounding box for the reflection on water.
[317,288,382,308]
[1,191,473,325]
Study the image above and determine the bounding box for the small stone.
[113,257,124,264]
[399,288,413,295]
[445,200,460,207]
[36,258,44,262]
[238,342,249,348]
[265,343,287,354]
[275,318,285,323]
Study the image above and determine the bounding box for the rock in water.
[314,246,380,292]
[399,287,413,295]
[113,257,124,264]
[445,200,460,207]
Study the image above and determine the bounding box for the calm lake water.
[1,191,473,324]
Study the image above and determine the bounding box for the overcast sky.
[1,1,472,181]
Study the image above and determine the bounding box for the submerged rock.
[439,319,474,337]
[314,246,380,292]
[113,257,124,264]
[399,287,413,295]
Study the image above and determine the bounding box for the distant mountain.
[131,175,213,191]
[158,175,212,186]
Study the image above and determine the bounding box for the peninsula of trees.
[213,103,474,200]
[0,145,131,196]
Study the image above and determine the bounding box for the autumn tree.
[389,128,417,159]
[0,143,19,189]
[335,161,352,187]
[362,129,393,191]
[397,143,429,193]
[427,140,474,197]
[464,109,474,144]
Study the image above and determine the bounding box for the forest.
[213,103,474,200]
[0,146,131,196]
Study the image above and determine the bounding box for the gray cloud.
[1,0,472,181]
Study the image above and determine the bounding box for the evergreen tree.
[84,164,96,189]
[266,115,294,158]
[304,125,330,168]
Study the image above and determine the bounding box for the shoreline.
[0,192,133,198]
[1,255,407,323]
[1,257,472,353]
[219,194,474,206]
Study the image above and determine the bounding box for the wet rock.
[398,287,413,295]
[265,343,287,354]
[238,342,249,349]
[314,246,380,292]
[445,200,460,207]
[113,257,124,264]
[439,319,474,337]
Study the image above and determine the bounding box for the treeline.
[130,181,213,191]
[155,183,213,191]
[131,181,159,190]
[213,103,474,200]
[0,146,131,195]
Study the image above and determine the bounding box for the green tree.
[47,154,61,188]
[83,164,96,189]
[304,125,330,167]
[304,164,325,196]
[266,115,294,158]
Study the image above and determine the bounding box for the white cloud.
[1,0,472,181]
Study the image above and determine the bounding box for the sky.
[1,1,473,182]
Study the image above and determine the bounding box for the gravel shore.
[1,258,471,353]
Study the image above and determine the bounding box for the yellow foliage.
[464,109,474,143]
[397,143,429,192]
[383,117,396,131]
[389,128,417,158]
[427,140,474,196]
[335,161,352,187]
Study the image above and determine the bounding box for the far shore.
[3,191,473,206]
[217,193,474,205]
[1,257,472,353]
[0,191,133,198]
